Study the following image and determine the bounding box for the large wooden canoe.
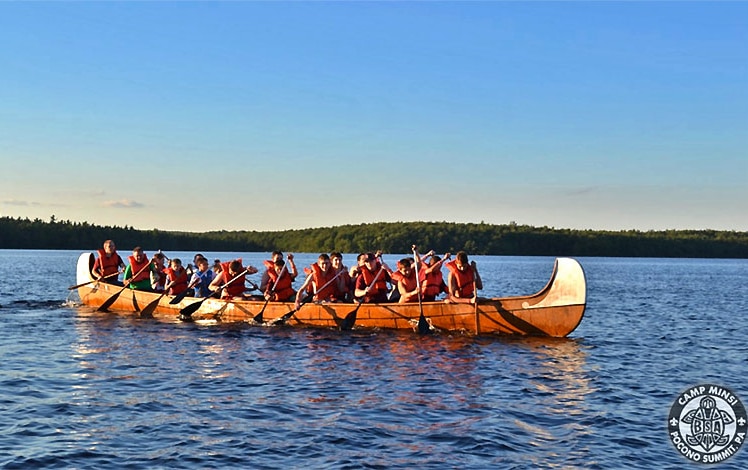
[75,253,586,337]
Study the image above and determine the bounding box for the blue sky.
[1,2,746,232]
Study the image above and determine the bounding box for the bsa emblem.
[669,384,747,464]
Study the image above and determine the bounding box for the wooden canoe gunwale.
[75,253,586,337]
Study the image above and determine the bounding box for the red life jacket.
[311,263,337,301]
[266,266,295,301]
[360,265,388,297]
[395,270,418,302]
[96,249,122,277]
[165,267,189,295]
[220,259,246,298]
[445,260,475,298]
[127,254,151,282]
[420,266,446,297]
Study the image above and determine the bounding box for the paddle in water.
[412,245,430,334]
[252,262,288,324]
[139,280,177,318]
[342,263,386,331]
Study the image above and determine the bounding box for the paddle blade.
[169,289,190,305]
[417,313,430,335]
[178,299,204,319]
[341,303,359,331]
[97,287,125,312]
[272,295,311,325]
[140,293,166,318]
[251,297,271,324]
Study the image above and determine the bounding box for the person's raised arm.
[287,254,298,280]
[472,261,483,291]
[424,252,450,275]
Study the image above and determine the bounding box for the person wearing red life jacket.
[260,251,297,292]
[330,251,352,302]
[294,254,344,309]
[391,258,419,303]
[208,259,259,299]
[354,252,392,303]
[412,246,450,302]
[163,258,189,296]
[347,253,367,294]
[123,246,154,291]
[445,251,483,304]
[265,258,297,302]
[92,239,125,285]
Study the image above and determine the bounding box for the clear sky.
[1,2,746,233]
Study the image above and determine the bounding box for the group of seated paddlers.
[92,239,484,308]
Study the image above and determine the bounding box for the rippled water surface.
[1,250,747,468]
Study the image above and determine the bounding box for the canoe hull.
[75,253,586,337]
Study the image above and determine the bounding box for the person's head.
[357,253,368,266]
[228,260,243,276]
[170,258,183,270]
[363,253,378,270]
[429,255,441,266]
[397,258,412,276]
[193,253,206,264]
[317,253,331,270]
[455,251,470,271]
[132,246,145,262]
[196,258,209,272]
[103,239,116,254]
[213,259,222,272]
[271,250,283,262]
[274,258,286,273]
[330,252,343,268]
[152,252,165,267]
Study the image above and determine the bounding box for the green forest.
[1,216,747,258]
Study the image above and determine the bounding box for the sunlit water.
[1,250,747,468]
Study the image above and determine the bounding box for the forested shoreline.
[1,216,747,258]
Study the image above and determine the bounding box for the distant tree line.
[1,216,747,258]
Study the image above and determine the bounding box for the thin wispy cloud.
[564,187,599,197]
[2,199,41,207]
[102,199,146,209]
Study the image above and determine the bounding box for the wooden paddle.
[139,287,171,318]
[342,264,385,331]
[168,284,192,305]
[472,276,479,333]
[252,263,288,324]
[272,270,345,326]
[412,246,430,334]
[178,268,249,320]
[68,270,120,290]
[170,266,232,305]
[97,261,153,312]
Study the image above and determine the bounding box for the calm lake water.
[1,249,747,469]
